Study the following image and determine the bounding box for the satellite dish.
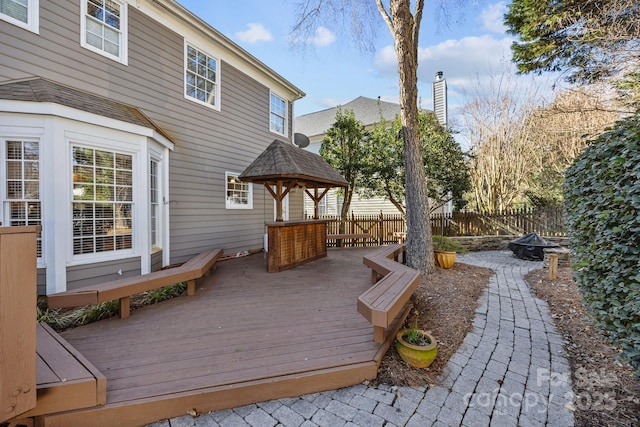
[293,133,310,148]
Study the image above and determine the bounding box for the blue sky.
[177,1,552,128]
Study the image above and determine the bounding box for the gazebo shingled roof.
[239,139,347,221]
[239,139,347,188]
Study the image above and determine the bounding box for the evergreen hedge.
[564,112,640,371]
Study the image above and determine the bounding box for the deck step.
[19,324,106,418]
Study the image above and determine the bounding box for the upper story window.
[72,146,133,255]
[185,44,220,110]
[225,172,252,209]
[81,0,128,64]
[0,0,39,33]
[270,92,287,136]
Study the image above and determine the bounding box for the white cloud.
[307,26,336,47]
[375,35,514,93]
[235,23,273,43]
[479,2,508,34]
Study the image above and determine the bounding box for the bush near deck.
[564,112,640,372]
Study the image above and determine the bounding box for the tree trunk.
[389,0,434,273]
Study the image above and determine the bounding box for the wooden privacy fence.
[312,206,566,247]
[432,206,566,237]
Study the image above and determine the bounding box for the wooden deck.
[21,323,106,419]
[37,248,409,427]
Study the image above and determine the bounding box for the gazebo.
[239,139,347,272]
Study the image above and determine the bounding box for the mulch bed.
[373,262,494,387]
[373,260,640,427]
[526,267,640,427]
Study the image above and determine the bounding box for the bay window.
[72,146,133,255]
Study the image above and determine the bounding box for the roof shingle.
[0,78,173,142]
[239,139,347,188]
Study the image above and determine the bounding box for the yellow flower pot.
[434,250,456,269]
[395,329,438,368]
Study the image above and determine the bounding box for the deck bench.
[358,244,420,343]
[47,248,223,319]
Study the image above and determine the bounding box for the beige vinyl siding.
[1,1,295,285]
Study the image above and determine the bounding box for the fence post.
[548,253,558,280]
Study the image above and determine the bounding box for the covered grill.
[508,233,559,261]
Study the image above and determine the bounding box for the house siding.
[37,268,46,296]
[151,251,163,272]
[0,0,300,292]
[66,258,141,291]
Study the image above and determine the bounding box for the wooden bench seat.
[359,244,420,343]
[47,248,223,319]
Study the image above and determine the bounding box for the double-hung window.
[149,158,160,250]
[185,44,220,110]
[225,172,252,209]
[3,139,42,257]
[270,92,287,136]
[72,146,133,255]
[0,0,38,33]
[81,0,128,64]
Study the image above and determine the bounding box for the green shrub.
[432,235,467,253]
[37,282,188,332]
[140,282,187,305]
[564,112,640,372]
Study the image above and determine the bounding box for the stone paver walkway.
[147,250,575,427]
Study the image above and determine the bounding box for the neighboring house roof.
[239,139,347,188]
[294,96,402,138]
[0,77,175,144]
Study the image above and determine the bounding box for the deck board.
[19,324,106,418]
[40,248,409,426]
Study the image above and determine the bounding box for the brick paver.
[147,251,575,427]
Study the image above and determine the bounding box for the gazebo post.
[304,187,331,221]
[238,140,348,272]
[313,188,319,220]
[275,180,284,222]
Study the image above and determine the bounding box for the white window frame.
[80,0,128,65]
[270,91,288,136]
[1,137,43,261]
[71,144,134,259]
[225,172,252,210]
[149,156,161,252]
[184,42,221,111]
[0,0,38,33]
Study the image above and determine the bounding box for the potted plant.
[395,325,438,368]
[432,235,465,269]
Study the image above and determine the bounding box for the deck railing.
[309,206,566,247]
